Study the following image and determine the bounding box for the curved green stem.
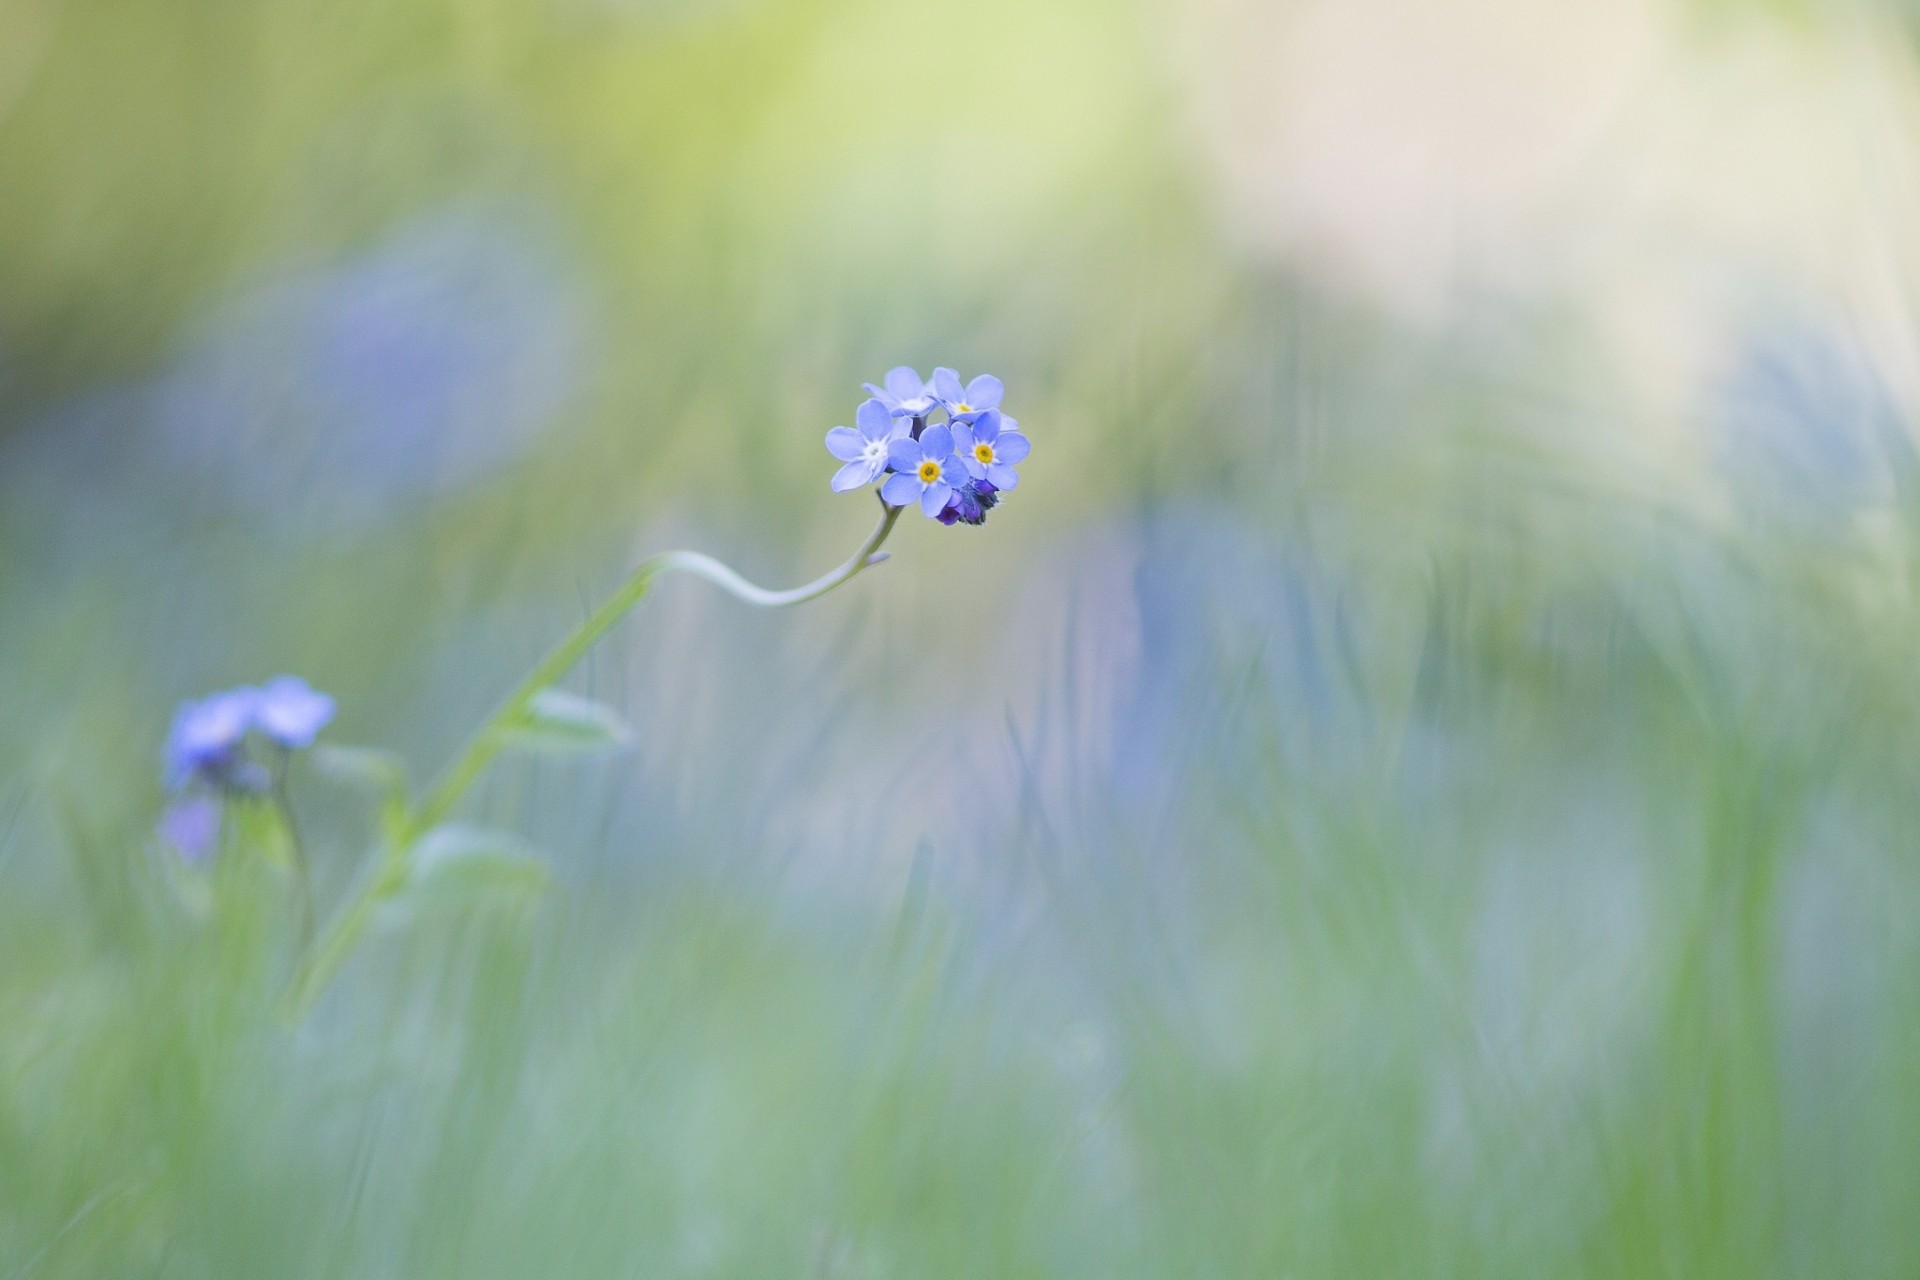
[408,496,900,839]
[284,496,902,1018]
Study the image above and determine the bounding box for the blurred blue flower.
[164,688,260,791]
[825,399,906,492]
[930,368,1004,424]
[863,366,941,419]
[157,796,222,864]
[155,199,589,529]
[158,677,333,859]
[1108,510,1378,816]
[952,410,1029,491]
[253,676,336,749]
[162,676,335,800]
[1716,322,1894,537]
[883,424,965,518]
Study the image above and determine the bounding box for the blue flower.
[164,688,259,790]
[828,365,1022,524]
[882,424,967,518]
[158,795,221,863]
[825,399,907,492]
[254,675,336,749]
[952,411,1029,491]
[863,366,941,419]
[163,676,335,793]
[158,677,334,860]
[930,368,1003,424]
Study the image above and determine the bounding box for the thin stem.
[269,747,314,953]
[285,496,902,1018]
[284,852,394,1016]
[407,496,900,841]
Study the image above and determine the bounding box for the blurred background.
[6,0,1920,1273]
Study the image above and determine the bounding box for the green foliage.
[491,689,634,757]
[402,822,550,912]
[5,0,1920,1274]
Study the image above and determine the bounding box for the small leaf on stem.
[492,688,633,756]
[402,823,551,910]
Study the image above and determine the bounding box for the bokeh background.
[7,0,1920,1273]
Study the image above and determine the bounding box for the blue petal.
[994,431,1030,464]
[986,461,1020,490]
[950,420,977,453]
[931,367,964,403]
[164,688,258,787]
[961,453,988,480]
[832,459,879,492]
[855,398,894,440]
[920,423,954,457]
[886,437,922,472]
[192,689,257,746]
[965,374,1003,410]
[862,382,894,408]
[920,481,952,518]
[825,426,865,461]
[255,676,335,748]
[880,473,921,507]
[884,366,925,401]
[968,410,1001,443]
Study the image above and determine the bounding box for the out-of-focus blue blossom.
[953,410,1029,491]
[863,366,941,419]
[154,199,589,529]
[158,796,222,864]
[253,676,337,749]
[883,424,965,518]
[163,677,334,789]
[1107,510,1379,819]
[930,368,1003,424]
[158,677,334,858]
[825,399,906,492]
[1716,322,1895,538]
[164,688,260,790]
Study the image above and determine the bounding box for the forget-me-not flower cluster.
[826,367,1029,524]
[159,676,335,860]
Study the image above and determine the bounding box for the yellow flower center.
[973,442,995,465]
[916,459,942,484]
[954,402,972,414]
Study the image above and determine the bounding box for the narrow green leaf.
[403,823,551,909]
[492,688,633,756]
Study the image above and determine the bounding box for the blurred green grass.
[7,0,1920,1275]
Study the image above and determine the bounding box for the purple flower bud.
[937,478,1000,526]
[158,796,221,864]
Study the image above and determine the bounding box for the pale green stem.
[285,496,902,1017]
[268,778,315,953]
